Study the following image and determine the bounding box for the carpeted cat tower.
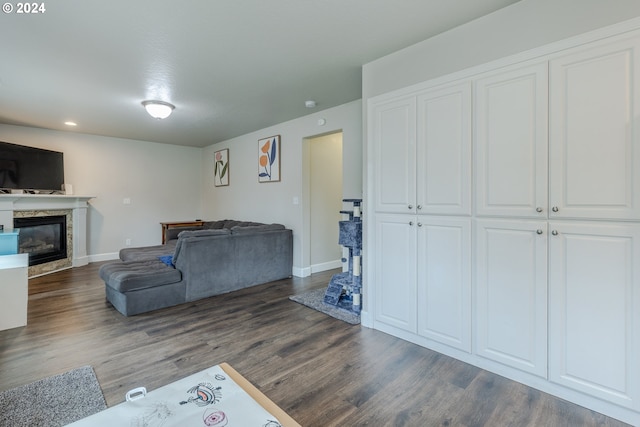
[323,198,362,314]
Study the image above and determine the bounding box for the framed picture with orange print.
[258,135,280,183]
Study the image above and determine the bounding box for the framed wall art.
[258,135,280,182]
[214,148,229,187]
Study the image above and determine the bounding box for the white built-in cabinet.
[374,213,417,332]
[373,82,471,215]
[368,28,640,424]
[372,96,416,214]
[416,216,470,352]
[474,219,548,378]
[374,214,471,352]
[474,62,548,218]
[548,222,640,409]
[371,81,472,352]
[549,37,640,221]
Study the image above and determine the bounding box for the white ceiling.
[0,0,519,147]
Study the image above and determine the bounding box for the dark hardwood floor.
[0,263,631,426]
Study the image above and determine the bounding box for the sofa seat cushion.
[99,260,182,293]
[119,240,177,262]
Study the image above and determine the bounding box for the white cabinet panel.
[550,38,640,220]
[475,63,548,218]
[417,82,471,215]
[370,96,416,214]
[475,219,548,377]
[549,222,640,409]
[417,217,471,352]
[374,214,417,332]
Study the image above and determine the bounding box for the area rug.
[0,366,107,426]
[289,288,360,325]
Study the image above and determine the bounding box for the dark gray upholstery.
[99,221,293,316]
[98,259,182,293]
[119,240,177,262]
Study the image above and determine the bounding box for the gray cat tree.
[323,198,362,314]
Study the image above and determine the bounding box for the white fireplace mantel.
[0,194,95,268]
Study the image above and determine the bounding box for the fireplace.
[14,215,68,266]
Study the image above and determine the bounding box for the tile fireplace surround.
[0,194,93,276]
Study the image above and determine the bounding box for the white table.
[68,363,301,427]
[0,253,28,331]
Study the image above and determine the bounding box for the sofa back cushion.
[173,229,231,262]
[230,223,286,234]
[203,220,226,229]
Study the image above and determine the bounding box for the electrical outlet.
[123,198,131,205]
[125,238,131,246]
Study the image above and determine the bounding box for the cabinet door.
[374,214,417,332]
[475,63,548,218]
[475,219,548,377]
[549,37,640,220]
[548,222,640,409]
[370,96,417,214]
[416,82,471,215]
[417,217,471,352]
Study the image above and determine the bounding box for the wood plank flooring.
[0,263,632,426]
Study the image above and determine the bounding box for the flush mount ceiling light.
[142,100,175,119]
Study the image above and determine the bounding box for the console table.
[160,220,204,243]
[0,253,28,331]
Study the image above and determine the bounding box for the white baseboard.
[311,259,342,274]
[72,256,90,267]
[360,310,373,328]
[292,266,308,278]
[292,259,342,278]
[88,252,119,263]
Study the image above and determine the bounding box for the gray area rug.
[0,366,107,427]
[289,288,360,325]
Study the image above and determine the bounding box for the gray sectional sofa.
[99,220,293,316]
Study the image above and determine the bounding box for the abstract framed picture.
[214,148,229,187]
[258,135,280,182]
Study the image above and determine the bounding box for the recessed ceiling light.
[64,121,77,127]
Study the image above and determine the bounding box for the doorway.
[302,131,343,275]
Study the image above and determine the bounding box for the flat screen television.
[0,141,65,192]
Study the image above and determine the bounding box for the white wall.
[363,0,640,98]
[201,100,362,275]
[0,124,203,260]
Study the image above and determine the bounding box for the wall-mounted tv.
[0,141,65,193]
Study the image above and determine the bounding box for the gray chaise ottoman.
[99,259,185,316]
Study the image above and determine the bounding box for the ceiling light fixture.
[64,121,77,127]
[142,100,175,119]
[305,100,316,108]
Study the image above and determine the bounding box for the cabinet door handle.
[536,229,543,235]
[417,222,423,227]
[408,204,413,210]
[552,206,559,212]
[417,205,422,210]
[409,221,414,226]
[551,230,558,236]
[536,207,543,213]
